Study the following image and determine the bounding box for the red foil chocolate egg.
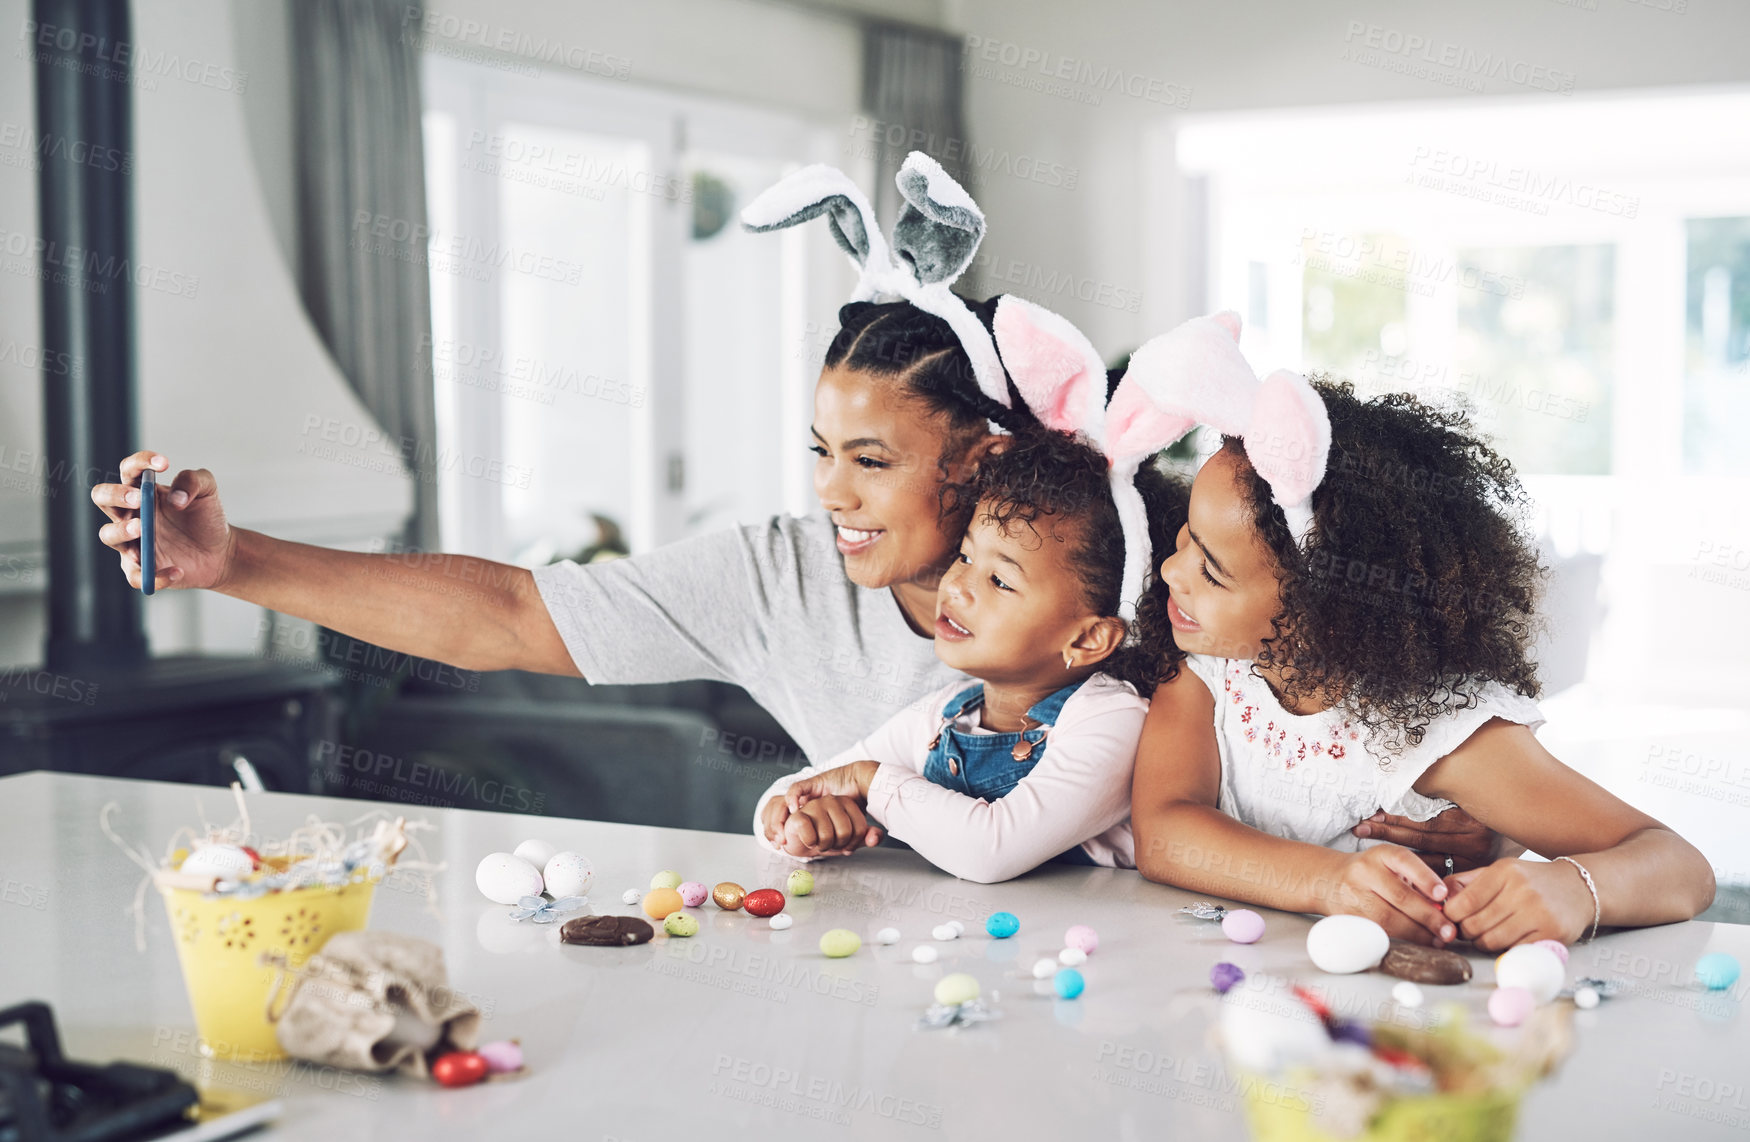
[431,1051,489,1088]
[742,888,785,917]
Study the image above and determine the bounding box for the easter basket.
[1239,1076,1524,1142]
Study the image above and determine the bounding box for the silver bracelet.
[1555,855,1600,942]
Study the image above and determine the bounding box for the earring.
[1063,651,1073,670]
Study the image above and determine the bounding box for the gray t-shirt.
[531,512,971,763]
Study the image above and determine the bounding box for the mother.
[86,158,1489,866]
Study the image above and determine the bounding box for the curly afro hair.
[1156,378,1547,754]
[948,427,1191,694]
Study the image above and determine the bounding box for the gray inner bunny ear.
[743,195,870,264]
[891,200,981,286]
[895,164,984,236]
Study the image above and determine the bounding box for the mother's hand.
[1353,805,1497,874]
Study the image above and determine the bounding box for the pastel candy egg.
[874,928,901,945]
[947,920,966,936]
[1064,925,1099,955]
[1530,938,1569,965]
[541,852,594,899]
[642,887,684,920]
[1305,915,1390,974]
[650,870,683,890]
[820,928,861,957]
[678,881,709,907]
[911,945,938,964]
[1488,986,1535,1027]
[475,853,544,905]
[1053,969,1085,999]
[512,840,556,871]
[1695,953,1741,991]
[786,869,815,897]
[1032,958,1058,980]
[1211,962,1245,993]
[934,972,980,1006]
[712,882,746,910]
[664,912,700,937]
[1495,944,1565,1004]
[932,924,958,941]
[1059,948,1088,968]
[621,888,642,905]
[1391,981,1425,1009]
[180,844,259,881]
[769,913,794,931]
[1574,986,1600,1009]
[743,889,785,917]
[477,1040,524,1074]
[1221,909,1265,944]
[985,912,1020,939]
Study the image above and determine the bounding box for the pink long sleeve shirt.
[751,672,1147,883]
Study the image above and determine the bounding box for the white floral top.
[1183,654,1545,852]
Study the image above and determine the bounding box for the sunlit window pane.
[1684,217,1750,475]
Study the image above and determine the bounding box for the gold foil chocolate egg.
[712,881,746,910]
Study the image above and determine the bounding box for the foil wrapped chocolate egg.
[712,881,746,910]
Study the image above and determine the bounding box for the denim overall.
[921,679,1098,867]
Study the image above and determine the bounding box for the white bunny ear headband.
[990,296,1196,624]
[740,152,1012,430]
[1122,310,1332,548]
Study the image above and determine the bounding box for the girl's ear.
[1069,615,1129,668]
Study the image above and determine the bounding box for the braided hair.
[824,298,1038,450]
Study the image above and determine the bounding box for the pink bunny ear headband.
[1122,310,1331,548]
[740,152,1012,431]
[990,296,1195,624]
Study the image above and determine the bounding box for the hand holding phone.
[139,468,155,596]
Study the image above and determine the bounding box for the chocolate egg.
[650,870,683,890]
[642,887,684,920]
[678,881,709,907]
[743,888,785,917]
[712,882,746,910]
[664,912,700,937]
[985,912,1020,939]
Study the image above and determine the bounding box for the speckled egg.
[1305,915,1389,974]
[677,881,709,907]
[474,852,544,905]
[649,870,683,891]
[664,912,700,937]
[621,888,642,905]
[769,913,793,931]
[984,912,1020,939]
[512,840,556,871]
[819,928,861,957]
[1053,969,1085,999]
[641,887,684,920]
[1696,953,1741,991]
[743,888,785,918]
[1488,986,1534,1026]
[1221,909,1265,945]
[786,869,815,897]
[712,882,746,910]
[1063,925,1099,955]
[934,973,980,1005]
[541,852,594,899]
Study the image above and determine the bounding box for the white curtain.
[863,23,972,233]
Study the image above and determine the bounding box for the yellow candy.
[650,870,683,890]
[642,887,684,919]
[664,912,700,937]
[787,869,815,897]
[934,973,980,1006]
[818,928,861,958]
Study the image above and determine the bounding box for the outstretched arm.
[1414,718,1716,947]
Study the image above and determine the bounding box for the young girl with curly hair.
[1127,313,1714,950]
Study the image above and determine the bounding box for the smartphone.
[140,468,156,596]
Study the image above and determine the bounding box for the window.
[1685,217,1750,475]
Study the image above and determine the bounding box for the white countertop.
[2,771,1745,1140]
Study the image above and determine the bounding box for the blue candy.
[985,911,1020,939]
[1695,953,1741,991]
[1054,968,1085,999]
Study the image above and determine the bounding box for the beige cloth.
[267,930,480,1076]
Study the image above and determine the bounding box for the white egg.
[1574,986,1600,1010]
[513,839,557,870]
[1032,958,1058,979]
[179,844,256,880]
[622,888,642,905]
[541,852,594,899]
[1219,986,1334,1074]
[947,920,966,936]
[1495,944,1565,1004]
[912,945,939,964]
[932,924,959,941]
[874,927,901,945]
[1305,915,1390,974]
[1058,947,1088,967]
[475,852,544,905]
[769,914,793,930]
[1391,981,1425,1009]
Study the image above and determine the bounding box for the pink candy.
[1488,987,1535,1027]
[477,1039,524,1074]
[678,881,709,908]
[1221,909,1265,944]
[1064,925,1099,955]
